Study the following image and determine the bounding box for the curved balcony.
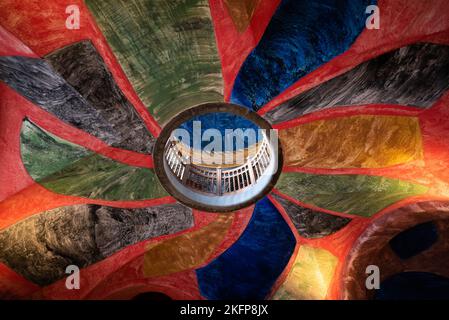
[164,136,272,196]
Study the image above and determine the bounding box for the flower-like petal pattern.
[231,0,375,110]
[196,198,296,300]
[272,245,338,300]
[279,115,424,169]
[265,43,449,124]
[275,172,428,217]
[0,203,193,285]
[86,0,224,125]
[271,193,351,239]
[0,56,119,146]
[44,40,155,154]
[1,0,449,301]
[21,120,167,201]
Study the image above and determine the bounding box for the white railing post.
[216,167,222,195]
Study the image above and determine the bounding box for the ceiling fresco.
[0,0,449,301]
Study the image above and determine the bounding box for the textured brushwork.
[279,115,423,168]
[271,194,350,238]
[0,203,193,285]
[265,43,449,124]
[86,0,224,124]
[143,214,233,277]
[276,173,428,217]
[224,0,261,32]
[38,154,167,201]
[21,120,167,201]
[231,0,374,110]
[196,197,295,299]
[21,119,90,180]
[44,40,155,154]
[0,56,119,146]
[273,245,338,300]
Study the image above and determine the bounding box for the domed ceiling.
[0,0,449,300]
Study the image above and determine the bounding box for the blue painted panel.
[196,197,296,300]
[231,0,375,110]
[177,112,261,150]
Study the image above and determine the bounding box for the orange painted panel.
[280,115,423,169]
[143,214,233,277]
[224,0,261,32]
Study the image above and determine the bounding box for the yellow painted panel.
[280,115,423,168]
[273,245,338,300]
[143,214,233,277]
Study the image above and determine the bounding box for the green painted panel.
[21,120,168,201]
[86,0,224,125]
[20,119,90,180]
[276,172,428,217]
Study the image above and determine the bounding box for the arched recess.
[342,201,449,299]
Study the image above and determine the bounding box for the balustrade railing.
[164,136,271,196]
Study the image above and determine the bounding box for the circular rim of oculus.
[153,102,283,212]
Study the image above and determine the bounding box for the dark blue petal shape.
[231,0,375,110]
[196,197,296,300]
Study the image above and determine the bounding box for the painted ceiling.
[0,0,449,300]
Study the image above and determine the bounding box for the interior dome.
[0,0,448,303]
